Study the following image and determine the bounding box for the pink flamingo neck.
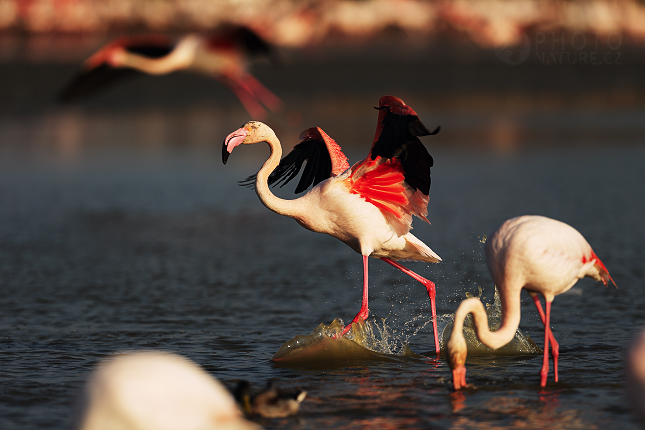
[117,36,199,74]
[450,289,522,353]
[252,127,305,219]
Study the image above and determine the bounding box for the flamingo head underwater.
[446,302,470,390]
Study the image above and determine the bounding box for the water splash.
[271,318,422,368]
[439,287,542,356]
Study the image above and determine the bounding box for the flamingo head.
[447,332,469,390]
[451,365,467,391]
[222,121,277,164]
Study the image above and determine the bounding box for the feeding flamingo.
[447,215,616,389]
[222,96,443,353]
[59,26,282,119]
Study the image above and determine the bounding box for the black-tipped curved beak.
[222,127,249,165]
[222,138,232,165]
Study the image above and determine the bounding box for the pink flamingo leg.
[381,257,439,356]
[340,255,370,337]
[532,295,559,382]
[540,301,553,387]
[241,74,283,112]
[219,75,267,119]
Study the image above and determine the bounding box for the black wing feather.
[239,138,332,194]
[232,27,272,57]
[59,65,143,102]
[59,42,173,102]
[125,44,173,58]
[371,111,439,195]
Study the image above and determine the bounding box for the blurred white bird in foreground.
[75,350,263,430]
[627,329,645,425]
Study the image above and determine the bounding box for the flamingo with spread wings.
[59,26,282,118]
[222,96,443,353]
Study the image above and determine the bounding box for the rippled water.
[1,58,645,429]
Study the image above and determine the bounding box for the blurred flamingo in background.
[59,26,282,119]
[447,215,616,389]
[222,96,443,353]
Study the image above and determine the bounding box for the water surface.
[1,59,644,429]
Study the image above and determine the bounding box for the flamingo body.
[223,96,442,351]
[60,26,281,118]
[447,215,615,389]
[290,172,438,261]
[486,215,613,302]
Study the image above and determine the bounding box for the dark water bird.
[75,351,262,430]
[222,96,443,353]
[234,380,307,418]
[59,26,282,118]
[447,215,616,389]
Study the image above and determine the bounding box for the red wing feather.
[348,155,431,236]
[301,127,349,175]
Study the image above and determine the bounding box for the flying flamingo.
[447,215,616,389]
[59,26,282,119]
[222,96,443,353]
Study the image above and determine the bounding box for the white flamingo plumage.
[627,329,645,425]
[60,26,282,119]
[222,96,443,353]
[76,351,261,430]
[447,215,616,389]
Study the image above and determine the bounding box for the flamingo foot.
[335,312,368,338]
[337,308,369,338]
[337,326,350,338]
